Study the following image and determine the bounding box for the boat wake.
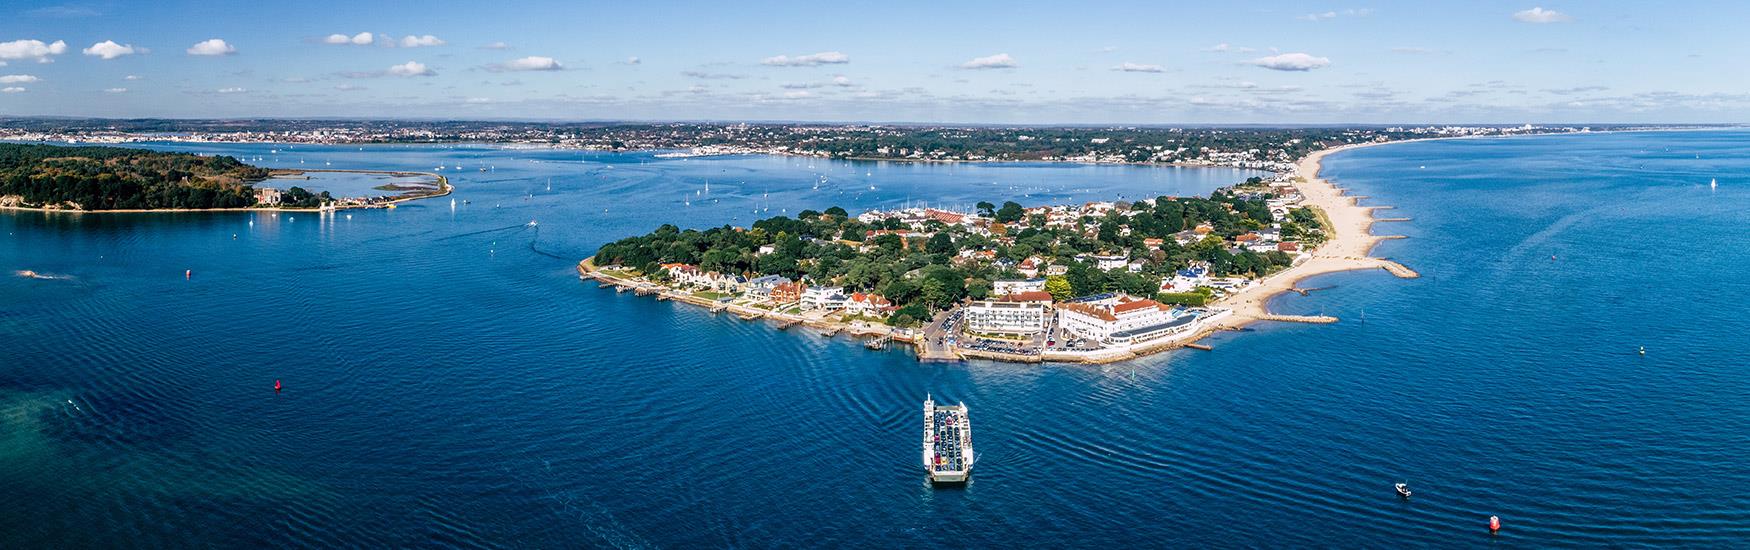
[16,270,72,280]
[435,223,535,241]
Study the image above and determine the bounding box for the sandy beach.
[1211,142,1419,329]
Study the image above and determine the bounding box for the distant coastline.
[0,170,449,214]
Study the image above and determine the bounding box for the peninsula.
[582,143,1416,364]
[0,143,449,212]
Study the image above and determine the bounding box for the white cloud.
[124,74,143,81]
[1298,11,1338,21]
[399,35,445,48]
[960,53,1017,70]
[187,39,236,56]
[1514,7,1571,23]
[82,40,138,60]
[334,84,364,91]
[480,42,511,50]
[0,39,68,64]
[782,90,813,99]
[491,56,562,71]
[1,87,24,93]
[624,56,641,65]
[386,61,435,77]
[216,87,246,93]
[761,51,849,67]
[465,97,492,104]
[1113,62,1164,73]
[324,32,374,45]
[1249,52,1330,71]
[832,75,853,87]
[104,87,127,93]
[0,75,40,83]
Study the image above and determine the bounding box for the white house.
[800,286,849,311]
[1080,253,1129,271]
[993,278,1047,296]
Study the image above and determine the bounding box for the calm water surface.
[3,133,1748,546]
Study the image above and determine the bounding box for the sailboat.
[1711,178,1718,190]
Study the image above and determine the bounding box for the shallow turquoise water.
[2,133,1747,546]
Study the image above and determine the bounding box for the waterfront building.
[745,275,791,300]
[964,299,1049,336]
[843,292,895,317]
[770,282,806,304]
[1057,295,1199,345]
[993,278,1047,296]
[255,187,282,206]
[801,286,849,311]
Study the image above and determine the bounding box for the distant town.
[0,118,1689,172]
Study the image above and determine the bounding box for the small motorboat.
[1395,483,1412,498]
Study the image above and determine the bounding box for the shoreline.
[0,170,450,214]
[1204,140,1421,333]
[574,139,1424,365]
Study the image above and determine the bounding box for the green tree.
[996,201,1025,223]
[1044,275,1073,302]
[926,232,956,255]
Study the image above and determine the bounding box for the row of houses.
[659,264,897,316]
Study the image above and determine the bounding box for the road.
[917,308,962,361]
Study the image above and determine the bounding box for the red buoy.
[1489,515,1501,533]
[274,379,282,392]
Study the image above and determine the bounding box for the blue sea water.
[2,132,1748,546]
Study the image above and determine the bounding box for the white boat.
[1396,483,1412,498]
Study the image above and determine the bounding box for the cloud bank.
[1249,52,1330,71]
[761,51,849,66]
[1514,7,1572,23]
[961,53,1017,70]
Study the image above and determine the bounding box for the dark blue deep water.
[3,132,1748,546]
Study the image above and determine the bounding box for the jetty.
[1257,314,1339,324]
[865,333,892,350]
[923,396,974,485]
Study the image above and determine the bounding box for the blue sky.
[0,0,1744,124]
